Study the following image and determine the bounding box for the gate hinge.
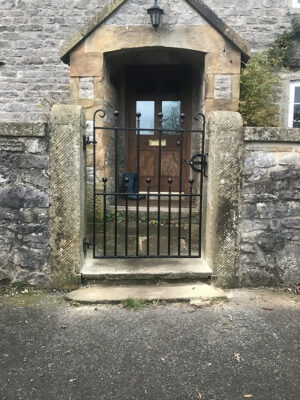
[203,153,208,178]
[83,136,97,150]
[83,238,90,254]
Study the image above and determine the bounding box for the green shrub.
[239,53,279,127]
[239,26,300,127]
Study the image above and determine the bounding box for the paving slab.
[82,255,212,280]
[65,283,225,303]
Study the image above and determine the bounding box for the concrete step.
[82,255,212,282]
[65,282,225,304]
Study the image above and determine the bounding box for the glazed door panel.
[125,66,192,194]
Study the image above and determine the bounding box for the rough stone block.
[214,74,232,99]
[70,52,102,77]
[8,154,48,169]
[204,74,214,99]
[0,187,49,209]
[70,77,80,100]
[244,152,276,168]
[231,74,240,99]
[24,138,46,154]
[0,138,24,152]
[205,51,241,74]
[23,170,50,190]
[0,122,46,137]
[205,99,239,112]
[79,77,94,99]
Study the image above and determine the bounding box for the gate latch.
[185,153,208,177]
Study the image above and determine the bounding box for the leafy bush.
[267,23,300,69]
[239,53,279,127]
[239,26,300,127]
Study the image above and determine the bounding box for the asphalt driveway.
[0,288,299,400]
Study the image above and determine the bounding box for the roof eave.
[185,0,251,59]
[60,0,126,64]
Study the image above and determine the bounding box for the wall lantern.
[147,0,164,31]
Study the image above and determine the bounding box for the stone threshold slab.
[65,283,225,304]
[82,256,212,280]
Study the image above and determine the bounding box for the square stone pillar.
[203,111,244,288]
[50,105,86,289]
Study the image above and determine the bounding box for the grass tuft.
[123,298,147,310]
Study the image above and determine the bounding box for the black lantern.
[147,0,164,31]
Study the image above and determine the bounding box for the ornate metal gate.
[89,109,206,259]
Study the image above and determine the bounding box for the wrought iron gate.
[89,109,206,259]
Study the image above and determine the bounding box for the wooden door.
[125,66,192,194]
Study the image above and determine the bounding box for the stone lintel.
[50,105,86,289]
[0,122,47,137]
[244,127,300,142]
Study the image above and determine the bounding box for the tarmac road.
[0,288,299,400]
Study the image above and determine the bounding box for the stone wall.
[0,114,299,289]
[0,122,50,285]
[0,0,296,122]
[239,127,300,286]
[206,0,295,51]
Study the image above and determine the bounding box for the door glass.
[136,101,155,135]
[294,104,300,128]
[294,86,300,103]
[162,101,181,134]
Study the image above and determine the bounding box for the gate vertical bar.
[102,177,107,256]
[157,112,163,256]
[168,178,172,256]
[92,111,97,258]
[147,178,151,257]
[189,179,194,256]
[114,111,119,257]
[199,114,206,257]
[178,113,185,256]
[136,113,141,256]
[124,177,129,256]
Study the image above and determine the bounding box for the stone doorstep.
[65,283,226,304]
[82,256,212,281]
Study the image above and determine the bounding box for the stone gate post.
[203,111,244,288]
[50,105,86,288]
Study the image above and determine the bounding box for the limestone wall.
[0,115,299,289]
[240,127,300,286]
[0,122,50,285]
[0,0,297,122]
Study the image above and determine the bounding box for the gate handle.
[184,153,208,176]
